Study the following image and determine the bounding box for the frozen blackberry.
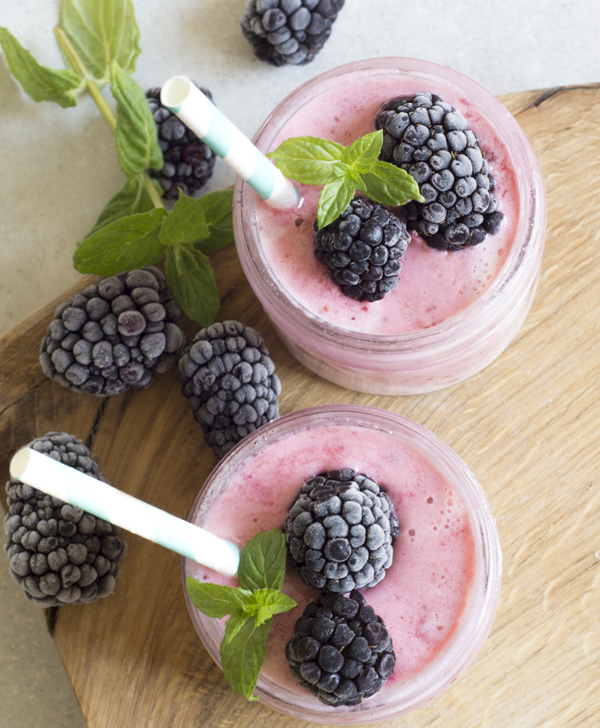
[377,92,504,250]
[177,321,281,459]
[241,0,345,67]
[4,433,127,607]
[285,468,399,592]
[40,267,186,397]
[313,196,411,302]
[146,83,217,199]
[286,589,396,706]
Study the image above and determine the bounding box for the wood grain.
[1,84,600,728]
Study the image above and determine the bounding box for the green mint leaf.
[59,0,140,84]
[238,529,287,593]
[267,136,344,185]
[73,208,166,275]
[224,610,252,644]
[193,190,235,255]
[317,175,356,229]
[85,177,160,238]
[185,578,254,618]
[0,27,83,107]
[110,61,163,178]
[221,616,272,701]
[159,191,209,247]
[164,245,220,326]
[252,589,296,626]
[357,160,425,207]
[341,130,383,172]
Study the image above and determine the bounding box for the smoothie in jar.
[234,58,546,395]
[184,406,501,723]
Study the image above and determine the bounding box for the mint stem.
[53,26,165,210]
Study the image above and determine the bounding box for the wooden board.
[2,84,600,728]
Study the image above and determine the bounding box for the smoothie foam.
[254,70,520,335]
[183,405,502,722]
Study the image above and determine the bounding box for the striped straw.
[160,76,300,210]
[9,448,240,577]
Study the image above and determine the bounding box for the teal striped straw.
[9,448,240,577]
[160,76,300,210]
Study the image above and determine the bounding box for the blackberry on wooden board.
[241,0,345,66]
[39,266,186,397]
[376,92,503,250]
[285,468,399,592]
[313,196,411,302]
[177,321,281,460]
[4,433,126,607]
[146,83,217,199]
[286,590,396,706]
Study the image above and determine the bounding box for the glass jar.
[183,405,501,723]
[234,58,546,395]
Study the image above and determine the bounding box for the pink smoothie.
[253,71,520,335]
[187,424,476,698]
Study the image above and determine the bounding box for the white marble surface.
[0,1,599,726]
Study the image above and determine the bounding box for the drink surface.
[188,424,476,698]
[252,69,520,335]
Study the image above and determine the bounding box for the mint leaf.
[221,616,272,701]
[357,160,425,206]
[73,208,166,274]
[185,579,255,619]
[164,245,220,326]
[194,190,235,254]
[224,610,251,644]
[341,130,383,172]
[110,61,163,178]
[317,176,356,229]
[85,177,161,238]
[268,131,424,230]
[252,589,297,625]
[267,136,344,185]
[0,27,83,107]
[59,0,141,84]
[159,191,209,247]
[238,529,287,592]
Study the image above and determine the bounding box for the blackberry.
[286,590,396,706]
[313,196,411,302]
[4,433,127,607]
[39,266,186,397]
[376,92,504,250]
[177,321,281,459]
[146,84,217,199]
[241,0,345,67]
[285,468,399,592]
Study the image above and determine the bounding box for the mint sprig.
[268,129,425,229]
[0,1,234,327]
[186,528,296,702]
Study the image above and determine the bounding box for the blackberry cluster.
[313,197,410,302]
[146,84,217,199]
[177,321,281,459]
[286,590,396,706]
[39,267,186,397]
[241,0,345,66]
[377,92,503,250]
[285,469,399,592]
[4,433,126,607]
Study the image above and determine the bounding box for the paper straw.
[160,76,300,210]
[9,448,240,577]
